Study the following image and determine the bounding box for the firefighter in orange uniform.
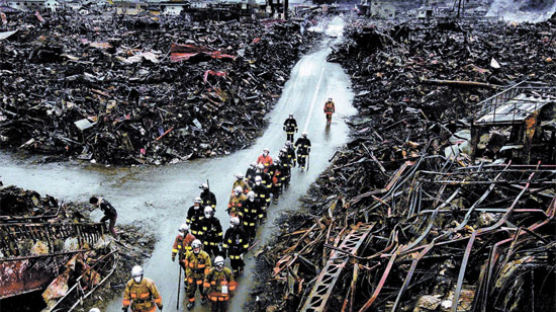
[122,265,163,312]
[323,97,335,125]
[203,256,237,312]
[172,223,196,271]
[256,148,273,171]
[184,239,212,310]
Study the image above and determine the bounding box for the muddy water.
[0,16,355,311]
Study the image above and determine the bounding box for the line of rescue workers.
[88,99,336,312]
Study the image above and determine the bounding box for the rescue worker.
[270,158,282,203]
[199,207,223,257]
[285,141,297,167]
[279,148,291,167]
[245,162,258,185]
[238,191,263,240]
[231,173,250,194]
[200,183,217,210]
[255,164,273,193]
[89,196,118,238]
[323,97,335,125]
[122,265,163,312]
[203,256,237,312]
[186,197,204,236]
[278,151,291,191]
[184,240,211,310]
[251,176,270,219]
[227,186,247,217]
[222,217,249,277]
[283,114,298,142]
[256,148,273,171]
[295,132,312,171]
[172,224,196,271]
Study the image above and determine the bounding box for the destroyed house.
[470,81,555,162]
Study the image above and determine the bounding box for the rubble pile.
[250,17,555,312]
[0,186,155,311]
[0,9,314,165]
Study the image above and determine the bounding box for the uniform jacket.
[183,250,212,280]
[122,277,162,311]
[203,267,237,302]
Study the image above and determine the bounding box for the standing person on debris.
[278,149,292,191]
[295,132,312,171]
[172,224,196,271]
[89,196,118,238]
[227,186,247,217]
[256,148,273,171]
[184,240,211,310]
[231,173,250,194]
[222,217,249,277]
[283,114,298,142]
[186,197,204,237]
[285,141,297,167]
[203,256,237,312]
[251,176,270,219]
[245,162,258,185]
[122,265,163,312]
[239,191,263,240]
[323,97,335,125]
[199,207,223,257]
[270,158,283,203]
[200,183,217,210]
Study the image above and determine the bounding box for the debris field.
[0,9,313,165]
[250,14,555,312]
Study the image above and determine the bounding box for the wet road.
[0,17,355,311]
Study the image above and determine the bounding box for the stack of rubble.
[251,16,555,312]
[0,9,314,165]
[0,186,155,311]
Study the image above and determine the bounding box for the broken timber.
[300,224,374,312]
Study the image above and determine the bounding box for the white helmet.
[255,176,262,184]
[214,256,225,270]
[194,197,202,204]
[200,183,208,189]
[192,239,202,253]
[274,157,280,164]
[204,206,213,218]
[250,162,257,168]
[235,173,244,179]
[263,148,270,153]
[280,148,287,153]
[131,265,143,283]
[328,97,332,101]
[247,191,255,200]
[257,164,265,170]
[285,141,292,146]
[302,132,308,138]
[234,186,243,194]
[89,309,101,312]
[289,113,293,118]
[230,217,240,227]
[179,223,189,233]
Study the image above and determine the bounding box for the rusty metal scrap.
[300,224,373,312]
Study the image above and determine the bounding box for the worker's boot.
[187,301,195,310]
[200,296,208,305]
